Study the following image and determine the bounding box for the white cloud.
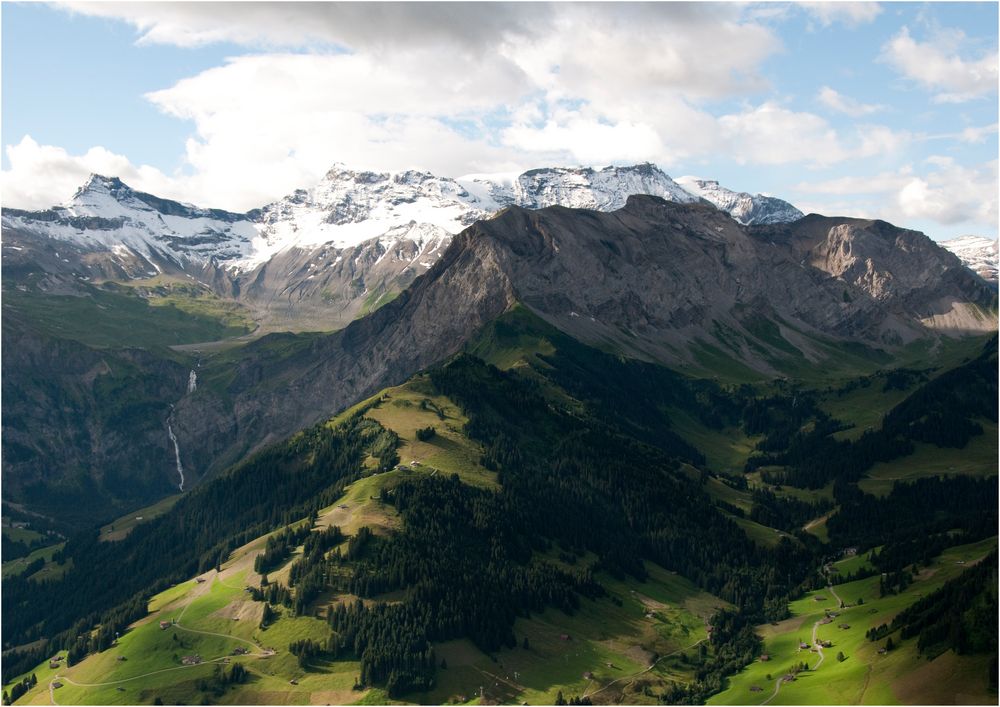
[881,26,999,103]
[1,136,179,210]
[799,2,882,27]
[794,158,998,227]
[1,2,979,221]
[2,3,796,210]
[59,2,552,52]
[717,103,907,167]
[896,158,998,226]
[502,115,664,166]
[719,103,847,165]
[958,123,1000,144]
[817,86,882,116]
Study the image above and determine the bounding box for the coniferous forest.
[2,331,997,703]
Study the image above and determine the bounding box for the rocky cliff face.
[172,216,520,471]
[1,312,190,525]
[170,197,996,480]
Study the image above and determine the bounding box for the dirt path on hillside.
[48,574,274,701]
[583,638,707,700]
[802,512,833,532]
[762,577,836,705]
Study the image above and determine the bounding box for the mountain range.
[2,160,998,707]
[3,164,804,331]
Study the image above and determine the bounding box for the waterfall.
[187,370,198,394]
[167,412,186,492]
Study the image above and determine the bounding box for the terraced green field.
[1,541,67,580]
[670,408,759,476]
[4,478,729,707]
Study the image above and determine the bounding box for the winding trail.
[802,512,833,533]
[48,574,271,701]
[583,638,707,700]
[828,583,843,608]
[52,656,233,689]
[762,575,838,705]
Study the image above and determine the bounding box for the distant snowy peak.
[464,163,699,211]
[675,177,804,226]
[67,174,247,224]
[2,173,257,268]
[4,164,806,277]
[246,164,497,265]
[940,235,999,282]
[245,162,700,266]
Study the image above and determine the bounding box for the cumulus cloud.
[817,86,883,117]
[5,2,797,210]
[794,158,998,227]
[59,2,552,52]
[881,26,999,103]
[717,103,907,166]
[2,136,180,210]
[1,2,978,218]
[719,103,848,165]
[896,158,998,226]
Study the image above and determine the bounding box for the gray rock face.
[172,197,996,480]
[1,312,190,523]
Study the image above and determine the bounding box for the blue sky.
[2,2,997,240]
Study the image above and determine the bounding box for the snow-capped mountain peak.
[461,163,699,212]
[675,176,804,226]
[940,235,998,283]
[3,173,257,270]
[64,174,145,217]
[246,165,499,266]
[3,163,811,297]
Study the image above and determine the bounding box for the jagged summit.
[464,163,699,212]
[71,173,126,198]
[675,176,804,225]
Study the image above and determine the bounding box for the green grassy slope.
[708,538,998,706]
[859,421,998,497]
[100,495,183,543]
[4,306,994,706]
[2,280,253,349]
